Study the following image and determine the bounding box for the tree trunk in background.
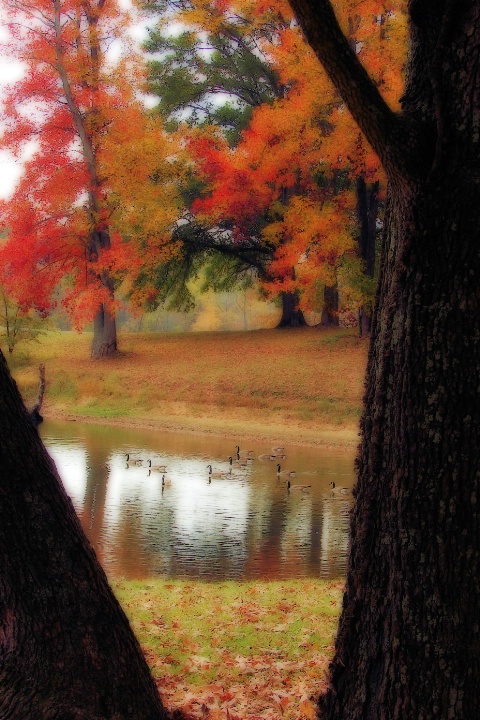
[319,284,339,326]
[276,290,308,327]
[0,352,168,719]
[89,229,118,359]
[356,176,379,336]
[91,297,117,359]
[289,0,480,717]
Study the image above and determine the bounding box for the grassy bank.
[114,578,342,720]
[8,327,367,446]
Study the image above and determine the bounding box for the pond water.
[40,419,355,581]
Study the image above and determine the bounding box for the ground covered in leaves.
[11,327,366,447]
[114,579,343,720]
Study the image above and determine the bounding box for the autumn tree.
[341,5,406,334]
[143,0,311,326]
[0,0,182,358]
[288,0,480,717]
[144,0,282,144]
[144,0,404,329]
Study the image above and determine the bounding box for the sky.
[0,31,26,200]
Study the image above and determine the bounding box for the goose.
[272,446,285,454]
[258,453,275,460]
[287,480,311,492]
[231,454,251,468]
[161,474,171,487]
[148,459,168,472]
[125,453,142,467]
[207,464,230,479]
[234,457,252,467]
[330,481,351,496]
[277,464,296,478]
[235,445,254,459]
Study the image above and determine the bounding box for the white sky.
[0,41,27,199]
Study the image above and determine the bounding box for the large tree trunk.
[319,283,339,327]
[321,172,480,720]
[0,352,168,719]
[288,1,480,718]
[276,290,308,327]
[356,176,379,337]
[89,229,118,359]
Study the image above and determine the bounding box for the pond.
[40,419,355,581]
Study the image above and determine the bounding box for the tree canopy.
[0,0,183,355]
[143,0,406,325]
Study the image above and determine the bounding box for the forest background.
[0,0,407,359]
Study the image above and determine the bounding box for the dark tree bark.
[356,177,379,336]
[319,284,339,327]
[0,352,168,719]
[29,362,46,427]
[276,290,308,327]
[89,229,118,359]
[289,0,480,718]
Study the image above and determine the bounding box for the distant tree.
[289,0,480,717]
[0,282,46,355]
[143,0,309,326]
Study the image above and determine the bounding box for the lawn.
[115,578,343,720]
[8,327,367,446]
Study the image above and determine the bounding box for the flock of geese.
[125,453,170,487]
[205,445,313,491]
[125,446,352,497]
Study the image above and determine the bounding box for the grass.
[8,327,367,446]
[114,578,343,720]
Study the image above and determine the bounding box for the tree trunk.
[276,290,308,327]
[0,351,168,719]
[320,164,480,720]
[319,284,339,327]
[91,295,117,359]
[288,1,480,718]
[29,362,46,427]
[356,176,379,336]
[89,229,118,359]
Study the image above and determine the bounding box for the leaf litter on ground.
[114,578,343,720]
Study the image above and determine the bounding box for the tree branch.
[287,0,409,175]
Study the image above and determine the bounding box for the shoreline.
[44,404,360,451]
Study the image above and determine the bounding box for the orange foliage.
[181,0,406,312]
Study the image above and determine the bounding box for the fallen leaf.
[299,698,317,720]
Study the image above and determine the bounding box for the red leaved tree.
[0,0,183,357]
[167,0,406,328]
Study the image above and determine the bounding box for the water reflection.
[40,419,355,580]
